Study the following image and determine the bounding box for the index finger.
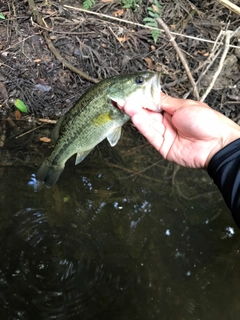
[160,93,208,115]
[160,93,188,114]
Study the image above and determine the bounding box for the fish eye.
[135,76,144,85]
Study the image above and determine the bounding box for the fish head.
[108,71,162,113]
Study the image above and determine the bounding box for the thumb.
[160,92,188,115]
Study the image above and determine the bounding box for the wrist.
[206,128,240,167]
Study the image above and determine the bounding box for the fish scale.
[36,71,161,187]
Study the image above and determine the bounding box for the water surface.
[0,128,239,320]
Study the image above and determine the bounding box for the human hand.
[123,93,240,168]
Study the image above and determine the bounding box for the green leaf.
[143,17,155,23]
[152,30,160,44]
[83,0,95,10]
[144,0,162,43]
[0,13,5,20]
[14,99,28,113]
[148,10,157,17]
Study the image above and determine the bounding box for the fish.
[36,71,161,187]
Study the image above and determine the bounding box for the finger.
[131,112,165,151]
[160,115,178,159]
[123,93,162,117]
[160,93,208,115]
[122,96,144,116]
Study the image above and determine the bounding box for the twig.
[30,19,96,35]
[156,17,199,100]
[0,119,6,147]
[184,30,224,98]
[200,30,232,102]
[119,160,163,179]
[107,163,164,183]
[108,26,124,47]
[216,0,240,16]
[63,4,240,49]
[38,118,57,124]
[28,0,99,84]
[15,124,45,139]
[0,35,35,53]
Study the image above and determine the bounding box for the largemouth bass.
[36,71,161,187]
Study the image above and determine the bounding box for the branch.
[28,0,99,84]
[156,18,200,100]
[200,31,232,102]
[216,0,240,16]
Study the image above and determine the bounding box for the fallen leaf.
[144,57,155,70]
[14,99,28,113]
[117,35,128,43]
[198,50,209,57]
[15,110,21,120]
[152,5,159,13]
[113,9,125,16]
[35,84,52,92]
[34,59,41,63]
[43,8,56,15]
[1,52,9,57]
[40,137,51,143]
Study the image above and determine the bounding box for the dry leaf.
[113,9,125,16]
[117,35,128,43]
[152,4,159,13]
[15,110,21,120]
[143,57,155,70]
[40,137,51,143]
[44,8,56,15]
[198,50,209,57]
[34,59,41,63]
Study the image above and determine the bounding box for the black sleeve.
[207,138,240,228]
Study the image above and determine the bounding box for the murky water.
[0,130,239,320]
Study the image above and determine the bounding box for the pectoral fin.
[75,149,93,165]
[107,126,122,147]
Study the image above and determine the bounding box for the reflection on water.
[0,145,240,319]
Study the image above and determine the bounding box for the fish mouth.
[142,72,161,112]
[112,71,162,113]
[111,99,124,111]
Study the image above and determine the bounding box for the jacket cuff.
[207,138,240,179]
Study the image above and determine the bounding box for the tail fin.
[36,160,64,188]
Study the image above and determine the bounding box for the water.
[0,131,239,320]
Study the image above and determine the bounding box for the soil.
[0,0,240,164]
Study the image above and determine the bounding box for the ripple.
[0,208,127,319]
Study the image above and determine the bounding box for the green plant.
[143,0,162,43]
[83,0,96,10]
[0,13,6,19]
[121,0,142,11]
